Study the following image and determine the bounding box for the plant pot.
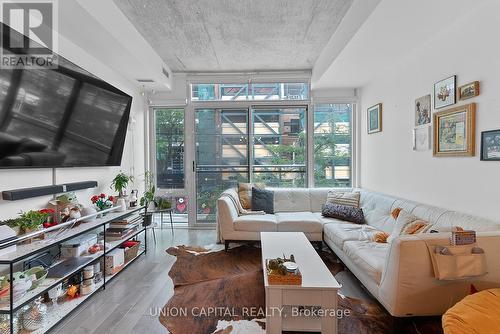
[142,213,153,227]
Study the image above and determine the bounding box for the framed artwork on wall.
[413,125,432,151]
[434,75,456,109]
[367,103,382,134]
[433,103,476,157]
[415,94,431,125]
[458,81,480,100]
[480,130,500,161]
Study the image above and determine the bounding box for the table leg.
[169,210,174,235]
[160,212,164,229]
[266,288,283,334]
[321,290,337,334]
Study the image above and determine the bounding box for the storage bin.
[105,249,124,275]
[120,241,140,263]
[60,234,98,258]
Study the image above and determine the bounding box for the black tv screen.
[0,24,132,168]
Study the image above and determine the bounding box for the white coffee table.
[261,232,341,334]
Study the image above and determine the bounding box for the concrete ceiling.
[113,0,353,72]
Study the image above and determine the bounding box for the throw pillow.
[238,183,265,210]
[251,187,274,214]
[322,202,365,224]
[372,231,390,243]
[326,191,361,208]
[391,207,402,220]
[387,210,431,243]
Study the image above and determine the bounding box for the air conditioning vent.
[162,67,170,79]
[137,79,155,83]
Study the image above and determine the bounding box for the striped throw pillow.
[326,191,360,208]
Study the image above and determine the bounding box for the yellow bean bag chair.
[443,288,500,334]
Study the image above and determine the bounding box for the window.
[313,103,352,187]
[155,108,185,189]
[253,107,306,187]
[191,83,309,101]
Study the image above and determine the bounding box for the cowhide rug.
[160,245,443,334]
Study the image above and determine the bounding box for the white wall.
[356,0,500,220]
[0,26,146,220]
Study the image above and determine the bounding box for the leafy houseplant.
[155,196,172,210]
[18,210,51,234]
[111,172,133,198]
[140,171,156,226]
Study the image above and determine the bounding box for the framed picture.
[481,130,500,161]
[415,94,431,125]
[433,103,475,157]
[413,125,432,151]
[434,75,456,109]
[367,103,382,134]
[458,81,480,100]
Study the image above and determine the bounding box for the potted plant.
[18,210,51,234]
[139,171,156,226]
[91,193,115,214]
[0,217,22,235]
[110,172,133,198]
[155,196,172,210]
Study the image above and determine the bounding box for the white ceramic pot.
[81,207,98,222]
[115,198,127,212]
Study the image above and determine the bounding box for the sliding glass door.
[195,108,249,223]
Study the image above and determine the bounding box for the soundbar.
[2,181,98,201]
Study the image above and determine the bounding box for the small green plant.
[0,218,22,228]
[18,210,50,232]
[140,171,156,215]
[155,196,172,210]
[110,172,133,196]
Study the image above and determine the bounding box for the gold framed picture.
[457,81,480,100]
[367,103,382,134]
[433,103,476,157]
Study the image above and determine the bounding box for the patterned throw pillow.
[326,191,361,208]
[238,183,265,209]
[251,187,274,214]
[387,210,431,243]
[322,203,365,224]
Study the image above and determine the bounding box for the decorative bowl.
[25,267,48,290]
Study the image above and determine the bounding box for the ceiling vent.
[162,67,170,79]
[136,79,155,83]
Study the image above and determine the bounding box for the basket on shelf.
[121,241,140,263]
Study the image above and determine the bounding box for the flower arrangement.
[40,208,56,228]
[91,193,115,211]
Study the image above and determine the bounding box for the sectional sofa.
[216,188,500,316]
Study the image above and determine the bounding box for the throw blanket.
[216,188,265,243]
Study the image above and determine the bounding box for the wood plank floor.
[52,228,375,334]
[52,227,217,334]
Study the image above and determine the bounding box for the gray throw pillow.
[322,203,365,224]
[251,187,274,214]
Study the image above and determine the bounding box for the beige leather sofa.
[216,188,500,316]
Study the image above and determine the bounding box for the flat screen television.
[0,24,132,168]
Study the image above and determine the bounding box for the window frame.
[310,99,358,189]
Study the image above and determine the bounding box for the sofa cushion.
[309,188,330,212]
[275,212,322,233]
[322,203,365,224]
[252,187,274,214]
[343,240,389,284]
[324,222,377,249]
[233,214,277,232]
[238,183,264,210]
[326,190,360,207]
[272,188,311,212]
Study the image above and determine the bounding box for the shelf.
[105,249,145,284]
[20,280,105,334]
[0,207,143,264]
[105,228,145,254]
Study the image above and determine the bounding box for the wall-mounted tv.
[0,24,132,168]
